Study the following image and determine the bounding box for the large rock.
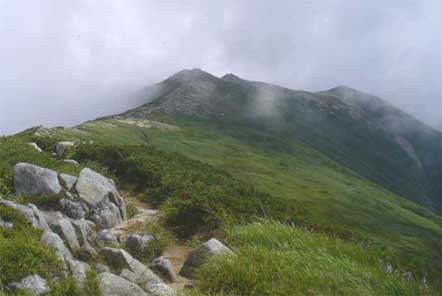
[98,272,147,296]
[151,256,177,283]
[11,275,49,296]
[179,238,234,277]
[14,163,62,196]
[41,230,73,261]
[76,168,121,208]
[56,141,75,158]
[75,168,127,228]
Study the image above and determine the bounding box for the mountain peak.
[169,68,217,82]
[221,73,241,81]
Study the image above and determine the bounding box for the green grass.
[2,115,441,287]
[50,116,441,280]
[193,221,433,296]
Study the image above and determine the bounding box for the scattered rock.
[14,163,62,196]
[27,142,43,152]
[63,159,79,166]
[144,282,176,296]
[180,238,234,277]
[98,272,147,296]
[67,259,90,287]
[11,275,50,295]
[151,256,177,283]
[97,229,120,248]
[59,174,77,191]
[60,198,86,219]
[101,247,165,289]
[126,233,154,254]
[56,141,75,158]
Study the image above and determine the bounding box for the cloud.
[0,0,440,135]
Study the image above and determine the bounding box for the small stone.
[97,229,120,248]
[59,174,77,191]
[179,238,234,278]
[27,142,43,152]
[150,256,177,283]
[63,159,79,166]
[126,233,154,254]
[56,141,75,158]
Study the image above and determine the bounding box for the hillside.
[0,69,440,295]
[118,69,441,212]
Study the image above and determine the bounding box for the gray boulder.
[75,168,127,228]
[41,230,73,261]
[44,212,80,252]
[180,238,234,277]
[96,229,120,248]
[11,275,49,296]
[76,168,120,208]
[98,272,147,296]
[56,141,75,158]
[14,163,62,196]
[59,174,77,191]
[126,233,154,254]
[151,256,177,283]
[144,282,176,296]
[60,198,86,219]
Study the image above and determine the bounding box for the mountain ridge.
[115,69,441,212]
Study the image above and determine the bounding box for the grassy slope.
[192,222,431,296]
[48,116,441,278]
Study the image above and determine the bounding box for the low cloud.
[0,0,440,135]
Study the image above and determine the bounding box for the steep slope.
[117,69,441,212]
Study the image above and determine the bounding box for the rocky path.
[114,192,193,291]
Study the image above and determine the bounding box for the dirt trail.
[115,192,193,291]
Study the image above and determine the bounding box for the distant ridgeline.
[118,69,442,212]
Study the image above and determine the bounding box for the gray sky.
[1,0,441,135]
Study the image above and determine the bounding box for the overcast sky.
[0,0,441,135]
